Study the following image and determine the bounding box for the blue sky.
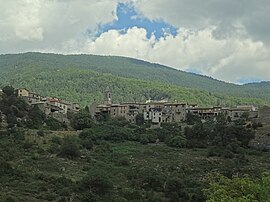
[96,3,177,40]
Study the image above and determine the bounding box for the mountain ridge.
[0,52,269,106]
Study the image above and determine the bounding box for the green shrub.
[164,178,189,201]
[58,136,81,159]
[139,134,149,144]
[81,138,94,150]
[95,141,112,153]
[117,157,130,166]
[45,117,65,130]
[37,129,45,136]
[167,135,187,148]
[0,159,13,176]
[51,136,62,145]
[78,171,113,196]
[127,167,165,192]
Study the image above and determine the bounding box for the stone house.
[121,102,140,123]
[14,87,81,124]
[110,104,129,119]
[227,108,248,121]
[48,98,70,114]
[187,106,223,120]
[163,103,188,123]
[16,88,41,104]
[143,102,165,125]
[237,105,257,111]
[16,88,30,97]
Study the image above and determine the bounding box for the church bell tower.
[104,86,112,105]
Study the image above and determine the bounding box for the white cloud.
[86,27,156,58]
[85,26,270,83]
[0,0,120,52]
[132,0,270,44]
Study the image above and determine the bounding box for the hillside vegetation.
[0,52,269,106]
[1,86,270,201]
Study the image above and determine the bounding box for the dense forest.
[0,52,269,107]
[1,87,270,201]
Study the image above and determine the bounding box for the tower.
[104,86,112,105]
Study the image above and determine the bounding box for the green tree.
[27,105,46,128]
[135,113,144,125]
[70,109,94,130]
[186,112,201,125]
[204,173,270,202]
[2,86,15,97]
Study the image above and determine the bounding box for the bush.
[0,159,13,176]
[58,136,81,159]
[45,117,66,130]
[51,136,62,145]
[166,135,187,148]
[117,157,130,166]
[81,138,94,150]
[78,171,113,196]
[9,127,25,141]
[37,129,45,136]
[145,131,158,143]
[95,141,112,153]
[139,135,149,144]
[127,167,165,192]
[164,178,189,201]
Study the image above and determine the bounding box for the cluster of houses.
[1,86,269,127]
[89,86,263,127]
[16,88,80,123]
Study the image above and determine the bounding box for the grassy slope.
[1,131,269,201]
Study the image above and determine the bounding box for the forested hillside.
[1,78,270,201]
[0,52,269,106]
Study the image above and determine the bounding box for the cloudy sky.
[0,0,270,83]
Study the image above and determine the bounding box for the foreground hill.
[0,125,269,201]
[0,52,269,106]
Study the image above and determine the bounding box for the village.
[6,86,270,128]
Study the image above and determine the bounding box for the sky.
[0,0,270,84]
